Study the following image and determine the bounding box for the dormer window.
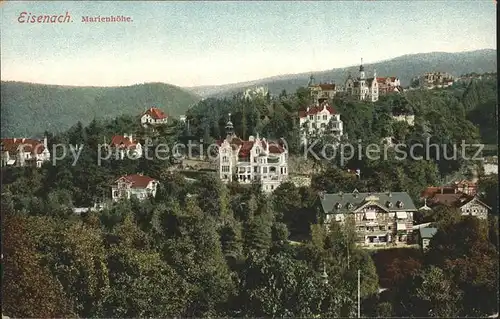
[335,202,342,210]
[396,201,404,208]
[386,201,393,208]
[347,203,353,210]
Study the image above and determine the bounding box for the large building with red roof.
[217,114,288,193]
[141,107,168,128]
[298,101,344,145]
[111,174,159,201]
[0,137,50,167]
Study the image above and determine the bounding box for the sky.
[0,1,497,87]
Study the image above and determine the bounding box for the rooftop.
[320,191,417,214]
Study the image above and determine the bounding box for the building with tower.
[217,113,289,193]
[307,75,337,103]
[345,58,379,102]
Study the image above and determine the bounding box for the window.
[222,165,230,172]
[323,115,327,120]
[263,167,268,173]
[222,156,228,162]
[309,115,314,120]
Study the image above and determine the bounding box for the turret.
[359,58,365,80]
[225,113,235,139]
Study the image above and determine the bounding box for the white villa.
[141,107,168,128]
[392,114,415,126]
[243,86,269,100]
[298,101,344,145]
[0,137,51,168]
[111,174,159,201]
[320,191,418,247]
[345,59,379,102]
[217,114,288,193]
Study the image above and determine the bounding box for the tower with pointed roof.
[359,58,365,80]
[225,113,235,140]
[307,74,315,87]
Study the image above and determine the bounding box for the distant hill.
[186,49,497,98]
[0,82,201,137]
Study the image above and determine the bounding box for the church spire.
[225,113,235,139]
[359,58,365,80]
[308,74,315,87]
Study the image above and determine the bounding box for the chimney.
[129,134,133,143]
[441,187,444,194]
[306,106,310,112]
[22,138,25,143]
[43,136,48,149]
[13,138,17,143]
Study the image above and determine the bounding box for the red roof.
[110,135,138,148]
[318,83,336,90]
[299,101,336,118]
[1,138,46,155]
[421,186,456,198]
[144,107,167,120]
[114,174,157,188]
[217,137,285,156]
[428,193,474,208]
[377,77,398,84]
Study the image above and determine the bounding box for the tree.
[40,221,111,317]
[414,266,463,317]
[1,213,72,318]
[426,216,499,316]
[236,251,351,317]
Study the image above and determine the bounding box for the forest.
[1,76,498,318]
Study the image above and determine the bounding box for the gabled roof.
[419,227,438,239]
[114,174,157,188]
[427,192,473,208]
[421,186,456,198]
[110,135,139,148]
[313,83,336,90]
[217,137,286,156]
[298,101,336,118]
[320,192,417,214]
[0,138,46,155]
[143,107,167,120]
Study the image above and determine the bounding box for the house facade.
[426,192,490,219]
[418,227,438,251]
[320,191,418,247]
[0,137,50,168]
[141,107,168,128]
[217,114,288,193]
[392,114,415,126]
[344,59,379,102]
[307,76,337,103]
[111,174,159,201]
[298,101,344,145]
[109,134,143,159]
[243,86,269,100]
[414,72,454,89]
[377,77,402,95]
